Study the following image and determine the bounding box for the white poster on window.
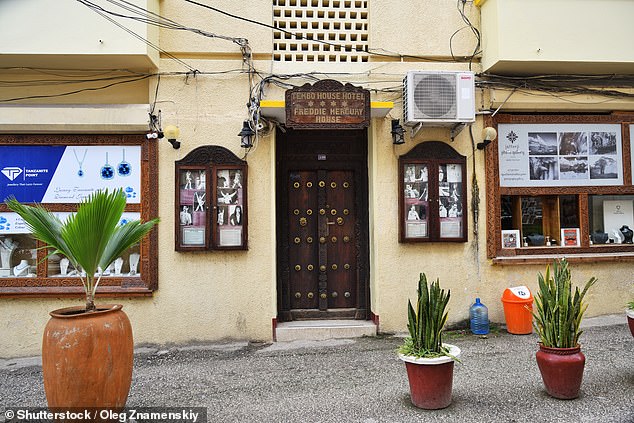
[0,145,141,204]
[0,212,140,235]
[498,124,622,187]
[603,200,634,242]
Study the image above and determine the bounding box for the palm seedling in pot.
[6,188,158,411]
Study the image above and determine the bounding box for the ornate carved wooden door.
[277,129,369,321]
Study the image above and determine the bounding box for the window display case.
[486,114,634,261]
[399,142,467,243]
[0,134,158,296]
[175,146,248,251]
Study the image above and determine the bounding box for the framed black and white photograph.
[501,229,521,249]
[589,156,618,179]
[230,170,243,188]
[404,165,416,182]
[529,157,559,181]
[229,205,243,226]
[404,183,420,199]
[218,188,238,205]
[439,182,450,197]
[590,132,617,155]
[217,169,231,188]
[449,182,461,203]
[438,164,447,183]
[446,164,462,183]
[528,132,558,155]
[559,156,589,180]
[217,205,228,226]
[179,205,193,226]
[558,132,588,156]
[406,204,425,221]
[416,165,428,182]
[498,123,623,187]
[418,182,428,201]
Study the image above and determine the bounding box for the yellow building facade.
[0,0,633,357]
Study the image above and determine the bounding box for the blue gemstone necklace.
[100,152,115,180]
[73,148,88,177]
[117,148,131,177]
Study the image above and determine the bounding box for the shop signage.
[0,145,141,203]
[498,123,623,187]
[285,79,370,129]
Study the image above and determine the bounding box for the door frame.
[276,128,370,321]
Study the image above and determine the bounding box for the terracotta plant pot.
[42,304,134,411]
[535,343,585,399]
[398,344,461,409]
[627,309,634,338]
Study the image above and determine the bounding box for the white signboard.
[0,145,141,204]
[498,124,622,187]
[0,212,140,235]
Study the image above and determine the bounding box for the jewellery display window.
[399,141,467,243]
[0,134,158,297]
[175,146,248,251]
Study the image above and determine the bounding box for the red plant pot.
[399,344,460,410]
[535,343,585,399]
[627,310,634,338]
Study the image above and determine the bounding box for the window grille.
[273,0,369,62]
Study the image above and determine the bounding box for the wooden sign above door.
[285,79,370,129]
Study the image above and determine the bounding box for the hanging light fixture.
[391,119,405,145]
[239,121,255,148]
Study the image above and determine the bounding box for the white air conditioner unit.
[403,71,475,126]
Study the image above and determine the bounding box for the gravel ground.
[1,319,633,423]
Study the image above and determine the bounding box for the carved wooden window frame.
[485,113,634,264]
[399,141,468,243]
[0,134,158,297]
[175,146,248,251]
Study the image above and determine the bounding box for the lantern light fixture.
[391,119,405,145]
[239,121,255,148]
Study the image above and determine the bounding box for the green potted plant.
[626,300,634,338]
[398,273,460,410]
[532,258,597,399]
[6,188,158,412]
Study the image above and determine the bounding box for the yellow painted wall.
[1,0,634,358]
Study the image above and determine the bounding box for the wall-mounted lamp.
[239,121,255,148]
[391,119,405,145]
[164,125,181,149]
[477,126,498,150]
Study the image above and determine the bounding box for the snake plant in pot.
[6,188,158,412]
[532,258,597,399]
[398,273,460,410]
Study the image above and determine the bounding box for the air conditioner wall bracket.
[450,122,468,141]
[410,122,424,139]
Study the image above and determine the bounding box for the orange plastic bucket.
[501,286,534,334]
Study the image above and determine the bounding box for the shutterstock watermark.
[3,407,207,422]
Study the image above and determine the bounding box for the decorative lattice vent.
[272,0,369,62]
